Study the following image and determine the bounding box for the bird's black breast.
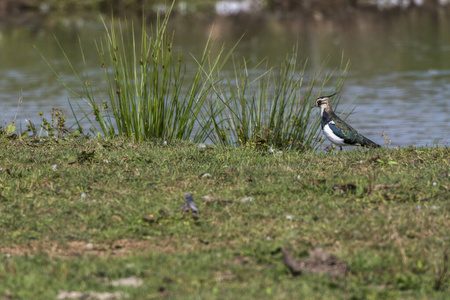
[321,110,333,129]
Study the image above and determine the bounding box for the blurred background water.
[0,0,449,147]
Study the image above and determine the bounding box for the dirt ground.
[0,238,215,258]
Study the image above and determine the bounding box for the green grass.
[0,137,448,299]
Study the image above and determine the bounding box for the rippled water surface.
[1,9,449,147]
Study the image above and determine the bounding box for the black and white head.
[313,93,337,109]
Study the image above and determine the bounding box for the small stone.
[111,276,143,287]
[241,197,252,203]
[85,243,94,250]
[202,195,217,202]
[57,291,86,299]
[52,164,58,171]
[57,291,126,300]
[142,214,156,223]
[110,215,122,222]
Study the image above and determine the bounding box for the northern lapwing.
[313,93,381,150]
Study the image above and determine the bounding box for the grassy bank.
[0,137,448,298]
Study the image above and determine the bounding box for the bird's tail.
[361,136,381,148]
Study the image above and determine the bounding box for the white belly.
[323,123,347,146]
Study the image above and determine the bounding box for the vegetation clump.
[39,2,348,150]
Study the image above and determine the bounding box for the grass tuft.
[38,3,234,143]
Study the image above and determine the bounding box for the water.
[0,8,449,147]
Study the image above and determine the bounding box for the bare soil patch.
[282,246,349,277]
[0,238,218,258]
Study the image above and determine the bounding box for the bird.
[313,93,381,150]
[181,193,199,220]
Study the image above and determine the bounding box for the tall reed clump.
[41,3,231,142]
[40,2,350,150]
[95,11,233,142]
[205,51,350,151]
